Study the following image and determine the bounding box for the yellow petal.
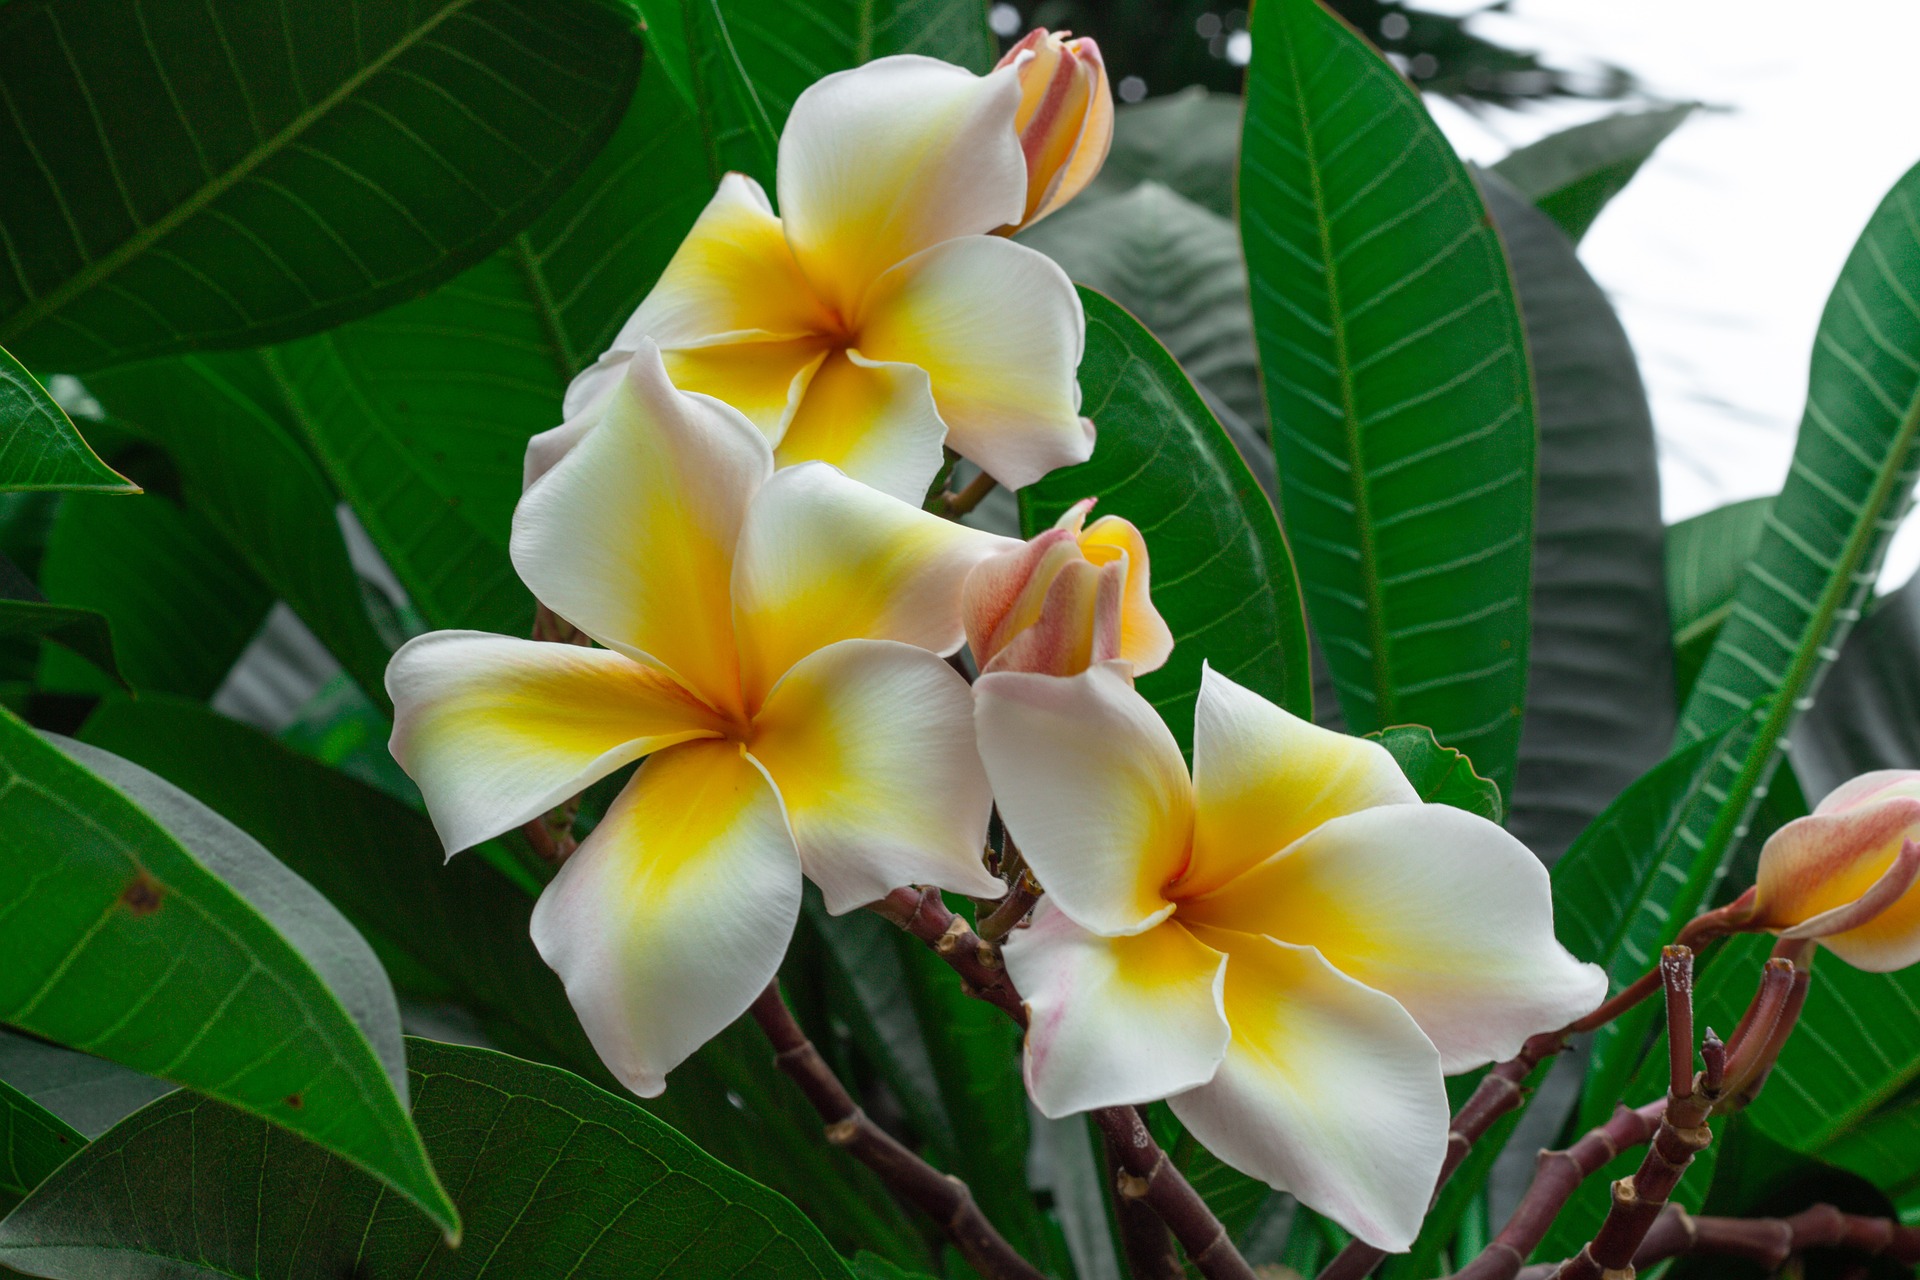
[1179,665,1417,898]
[1750,779,1920,970]
[530,739,800,1097]
[512,342,769,717]
[1076,513,1173,674]
[773,348,950,503]
[857,235,1091,490]
[661,337,829,442]
[748,638,1002,912]
[730,462,1015,706]
[387,631,724,854]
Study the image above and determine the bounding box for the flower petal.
[858,236,1091,490]
[1076,513,1173,675]
[661,337,829,443]
[749,638,1002,911]
[1820,857,1920,972]
[778,56,1027,315]
[1169,927,1448,1253]
[773,349,949,503]
[730,461,1015,705]
[1751,794,1920,929]
[1003,902,1228,1117]
[530,739,800,1097]
[387,631,723,854]
[1180,664,1418,899]
[1180,804,1606,1072]
[973,662,1190,935]
[512,341,771,716]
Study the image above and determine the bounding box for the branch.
[936,469,999,519]
[1516,1203,1920,1277]
[747,981,1046,1280]
[1103,1116,1186,1280]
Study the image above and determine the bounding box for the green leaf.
[1365,725,1503,823]
[1084,88,1243,219]
[0,598,124,689]
[0,1029,173,1140]
[1020,288,1312,745]
[1478,169,1675,863]
[0,715,455,1233]
[1790,580,1920,800]
[0,1077,83,1217]
[0,1038,855,1279]
[1490,105,1696,244]
[1589,157,1920,1120]
[1664,496,1772,706]
[1241,0,1536,796]
[0,0,643,370]
[0,349,132,494]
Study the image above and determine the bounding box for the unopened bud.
[962,498,1171,678]
[997,29,1114,230]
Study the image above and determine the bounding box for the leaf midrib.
[0,0,485,346]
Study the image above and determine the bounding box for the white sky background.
[1412,0,1920,586]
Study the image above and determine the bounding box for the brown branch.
[1516,1202,1920,1277]
[1104,1115,1185,1280]
[747,981,1045,1280]
[937,470,999,519]
[869,886,1027,1024]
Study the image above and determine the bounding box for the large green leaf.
[0,716,455,1232]
[1240,0,1536,795]
[1791,579,1920,800]
[0,599,124,690]
[1020,288,1312,743]
[0,0,642,369]
[0,1038,855,1279]
[0,1078,82,1217]
[1665,495,1772,705]
[1365,725,1502,823]
[1490,105,1695,244]
[1588,157,1920,1116]
[1084,88,1243,219]
[0,1030,173,1141]
[0,349,131,493]
[1479,170,1674,862]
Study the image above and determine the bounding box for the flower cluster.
[388,40,1612,1252]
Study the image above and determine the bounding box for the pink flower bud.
[1745,770,1920,971]
[962,498,1172,677]
[996,29,1114,230]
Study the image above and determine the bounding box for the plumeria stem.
[746,980,1046,1280]
[1104,1118,1186,1280]
[1515,1203,1920,1277]
[940,470,999,519]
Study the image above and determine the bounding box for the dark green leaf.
[1791,579,1920,800]
[0,1029,173,1141]
[1084,88,1243,219]
[0,715,455,1232]
[1241,0,1536,795]
[1490,105,1696,244]
[1479,169,1674,863]
[1365,725,1503,823]
[0,0,642,369]
[0,1038,854,1279]
[1589,157,1920,1120]
[0,348,132,493]
[0,1077,83,1216]
[1664,496,1771,706]
[0,598,124,689]
[1020,289,1312,745]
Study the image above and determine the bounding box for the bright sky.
[1420,0,1920,585]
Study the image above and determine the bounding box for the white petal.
[749,639,1002,911]
[530,740,801,1097]
[1181,804,1606,1072]
[973,662,1190,935]
[1003,903,1228,1117]
[1170,929,1448,1253]
[772,349,949,503]
[386,631,722,853]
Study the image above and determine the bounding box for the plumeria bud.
[962,498,1172,677]
[997,29,1114,230]
[1743,771,1920,971]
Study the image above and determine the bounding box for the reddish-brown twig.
[747,981,1045,1280]
[1515,1202,1920,1277]
[1103,1115,1185,1280]
[935,469,998,519]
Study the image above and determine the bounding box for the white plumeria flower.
[974,662,1606,1251]
[529,55,1092,503]
[388,341,1012,1097]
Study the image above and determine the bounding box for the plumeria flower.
[999,29,1114,230]
[962,498,1171,678]
[529,52,1097,503]
[1737,771,1920,970]
[974,663,1606,1250]
[389,341,1011,1096]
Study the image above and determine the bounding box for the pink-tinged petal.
[857,236,1091,491]
[773,349,950,503]
[1782,839,1920,940]
[387,632,724,854]
[973,662,1190,935]
[981,556,1123,677]
[1814,769,1920,815]
[511,342,771,718]
[1169,928,1448,1253]
[1075,513,1172,675]
[530,740,800,1097]
[1180,665,1418,899]
[778,56,1028,315]
[962,528,1079,665]
[748,639,1002,912]
[1819,852,1920,972]
[1750,795,1920,931]
[1181,804,1606,1072]
[1003,903,1228,1117]
[730,462,1016,706]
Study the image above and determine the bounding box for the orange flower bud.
[997,29,1114,230]
[1744,770,1920,971]
[962,498,1172,677]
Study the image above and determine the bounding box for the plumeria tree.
[4,1,1920,1278]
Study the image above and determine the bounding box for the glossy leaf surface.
[1365,725,1503,824]
[1490,104,1695,243]
[0,599,124,690]
[1665,495,1771,705]
[0,349,132,494]
[0,1078,82,1217]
